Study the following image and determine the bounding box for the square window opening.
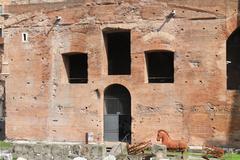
[63,53,88,83]
[145,51,174,83]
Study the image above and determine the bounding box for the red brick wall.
[2,0,240,147]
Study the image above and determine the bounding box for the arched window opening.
[227,27,240,90]
[62,53,88,83]
[145,51,174,83]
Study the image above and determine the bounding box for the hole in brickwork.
[103,30,131,75]
[22,32,28,42]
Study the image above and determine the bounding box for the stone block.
[72,145,81,155]
[151,144,167,154]
[12,145,23,154]
[33,144,43,153]
[42,144,52,155]
[188,146,203,153]
[115,154,128,160]
[0,151,13,160]
[88,144,106,159]
[103,154,116,160]
[126,155,143,160]
[62,145,72,157]
[110,143,128,156]
[80,145,90,157]
[51,144,63,156]
[16,158,27,160]
[151,144,167,158]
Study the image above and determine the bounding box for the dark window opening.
[0,44,3,54]
[227,27,240,90]
[104,30,131,75]
[63,53,88,83]
[0,28,2,37]
[0,80,5,140]
[145,51,174,83]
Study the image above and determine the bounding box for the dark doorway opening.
[63,53,88,83]
[227,27,240,90]
[104,84,131,143]
[0,28,2,38]
[0,80,5,140]
[103,30,131,75]
[145,51,174,83]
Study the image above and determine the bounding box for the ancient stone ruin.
[0,0,240,155]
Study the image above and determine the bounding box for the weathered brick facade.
[1,0,240,147]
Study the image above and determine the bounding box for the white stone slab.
[73,157,87,160]
[103,155,116,160]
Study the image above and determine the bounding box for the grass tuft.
[0,141,13,150]
[223,153,240,160]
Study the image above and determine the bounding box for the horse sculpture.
[156,130,188,152]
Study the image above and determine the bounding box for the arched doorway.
[227,27,240,89]
[104,84,131,143]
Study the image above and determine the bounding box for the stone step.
[188,146,203,153]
